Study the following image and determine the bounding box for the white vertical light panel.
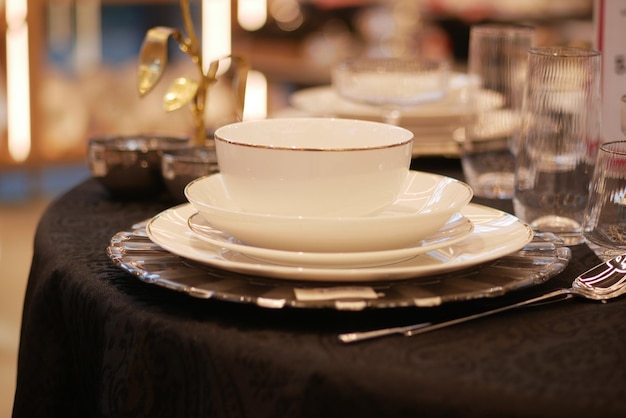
[75,0,102,74]
[243,70,267,120]
[6,0,31,162]
[237,0,267,31]
[202,0,231,74]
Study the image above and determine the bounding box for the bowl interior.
[89,135,189,153]
[214,118,413,149]
[162,145,219,163]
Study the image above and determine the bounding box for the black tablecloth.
[13,158,626,418]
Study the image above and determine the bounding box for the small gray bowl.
[162,145,220,203]
[88,135,189,199]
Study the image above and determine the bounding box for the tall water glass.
[583,141,626,260]
[513,47,602,245]
[460,24,535,198]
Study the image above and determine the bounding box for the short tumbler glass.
[583,141,626,260]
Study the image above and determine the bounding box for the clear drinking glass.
[513,47,602,246]
[460,24,535,198]
[331,57,450,125]
[583,141,626,260]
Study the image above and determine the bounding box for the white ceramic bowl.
[213,118,413,217]
[185,171,473,252]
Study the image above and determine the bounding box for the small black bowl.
[161,145,220,203]
[88,135,189,199]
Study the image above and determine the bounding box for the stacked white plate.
[145,171,534,282]
[287,73,504,157]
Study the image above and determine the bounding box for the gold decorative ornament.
[137,0,248,145]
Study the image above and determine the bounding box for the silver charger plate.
[107,221,571,310]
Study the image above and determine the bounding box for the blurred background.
[0,0,595,415]
[0,0,595,199]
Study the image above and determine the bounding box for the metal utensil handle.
[338,322,432,343]
[339,289,570,344]
[405,289,570,336]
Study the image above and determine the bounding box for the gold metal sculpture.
[137,0,248,145]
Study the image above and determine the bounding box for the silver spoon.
[339,253,626,344]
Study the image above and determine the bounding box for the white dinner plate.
[146,203,533,282]
[187,210,474,268]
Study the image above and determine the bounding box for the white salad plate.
[185,171,473,253]
[187,210,474,268]
[146,203,534,282]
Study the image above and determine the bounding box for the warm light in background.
[237,0,267,31]
[243,70,267,120]
[269,0,303,32]
[6,0,31,163]
[203,0,231,74]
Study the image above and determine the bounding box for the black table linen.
[12,158,626,418]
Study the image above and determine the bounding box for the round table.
[13,158,626,418]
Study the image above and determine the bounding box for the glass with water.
[513,47,602,245]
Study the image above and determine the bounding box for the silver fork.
[339,253,626,344]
